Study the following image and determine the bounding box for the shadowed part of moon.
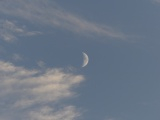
[82,52,89,67]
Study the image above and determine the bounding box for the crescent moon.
[82,52,89,67]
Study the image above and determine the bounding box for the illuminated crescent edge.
[82,52,89,67]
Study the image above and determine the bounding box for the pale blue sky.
[0,0,160,120]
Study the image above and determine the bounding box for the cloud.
[0,60,84,120]
[151,0,160,4]
[152,0,160,3]
[0,20,41,42]
[12,53,23,61]
[37,60,46,68]
[29,106,80,120]
[106,118,115,120]
[0,0,126,39]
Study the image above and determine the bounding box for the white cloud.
[0,60,84,120]
[0,0,126,39]
[0,20,41,42]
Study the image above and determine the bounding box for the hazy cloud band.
[0,0,126,39]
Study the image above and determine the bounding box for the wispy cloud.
[29,106,80,120]
[152,0,160,3]
[0,20,41,42]
[0,60,84,120]
[0,0,126,39]
[37,60,46,68]
[106,118,115,120]
[12,53,23,61]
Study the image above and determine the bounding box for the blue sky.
[0,0,160,120]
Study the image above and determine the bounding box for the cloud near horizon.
[0,60,84,120]
[0,0,126,40]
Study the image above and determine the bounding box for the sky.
[0,0,160,120]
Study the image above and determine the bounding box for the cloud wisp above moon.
[0,0,127,40]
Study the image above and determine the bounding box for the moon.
[82,52,89,67]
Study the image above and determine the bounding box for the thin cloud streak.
[0,0,126,39]
[29,106,80,120]
[0,20,41,42]
[0,60,84,120]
